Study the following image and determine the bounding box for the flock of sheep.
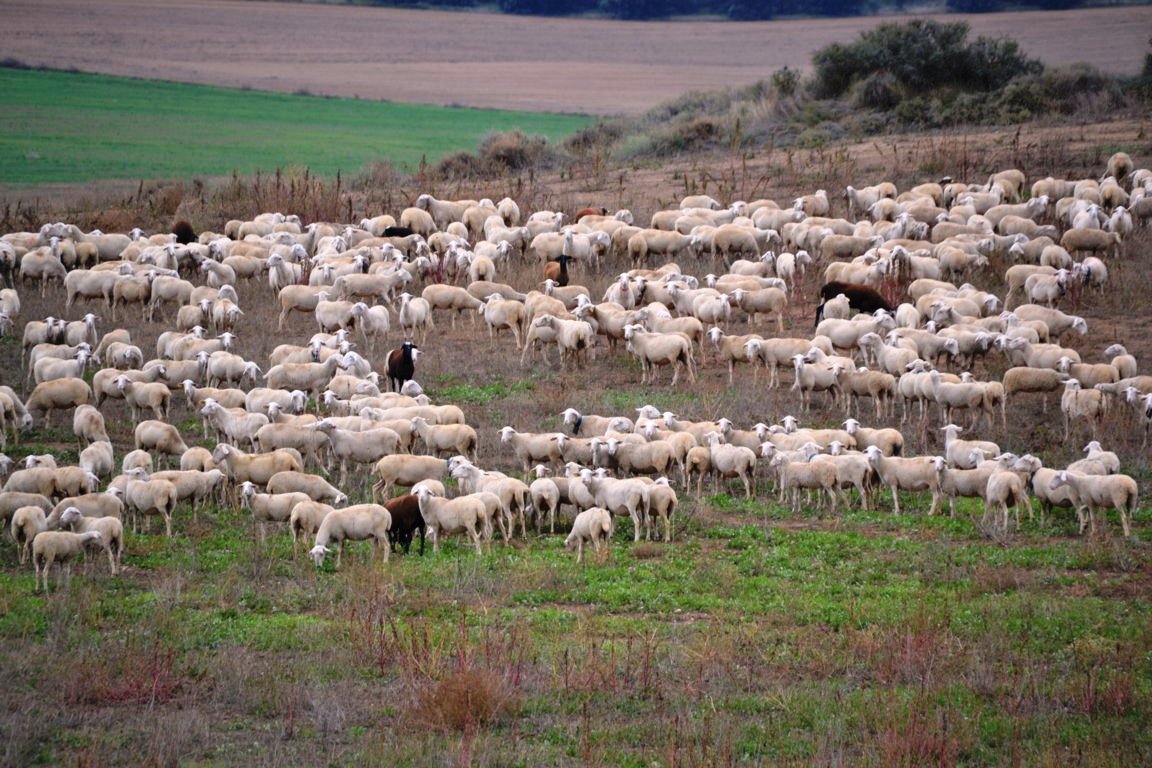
[1,149,1149,589]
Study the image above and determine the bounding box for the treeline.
[360,0,1094,20]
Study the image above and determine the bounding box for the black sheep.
[386,341,420,393]
[171,220,197,245]
[381,226,415,238]
[815,281,895,326]
[385,494,426,555]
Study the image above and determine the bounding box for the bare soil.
[5,0,1151,116]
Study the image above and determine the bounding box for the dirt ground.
[5,0,1151,116]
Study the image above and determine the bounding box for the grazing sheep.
[564,507,614,564]
[26,378,92,427]
[32,530,102,592]
[309,504,393,567]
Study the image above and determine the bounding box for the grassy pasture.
[0,68,593,185]
[2,120,1152,765]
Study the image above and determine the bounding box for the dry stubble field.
[6,0,1152,115]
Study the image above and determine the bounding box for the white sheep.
[32,530,102,592]
[864,446,944,516]
[58,506,124,575]
[1060,380,1107,441]
[371,455,448,501]
[135,421,189,468]
[623,325,695,385]
[414,486,485,555]
[1049,471,1138,538]
[564,507,613,564]
[309,504,393,567]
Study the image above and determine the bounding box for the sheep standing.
[32,530,102,592]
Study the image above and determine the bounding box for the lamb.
[372,455,448,501]
[31,530,103,591]
[863,445,944,516]
[564,507,614,564]
[309,504,393,567]
[414,486,486,555]
[1049,470,1139,538]
[57,506,123,575]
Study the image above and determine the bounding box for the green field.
[0,68,593,185]
[4,492,1149,766]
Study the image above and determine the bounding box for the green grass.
[4,493,1150,766]
[0,68,594,185]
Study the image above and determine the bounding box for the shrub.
[811,20,1041,99]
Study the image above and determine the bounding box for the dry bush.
[415,667,515,733]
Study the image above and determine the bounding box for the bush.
[811,20,1042,99]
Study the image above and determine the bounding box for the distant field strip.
[0,68,594,185]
